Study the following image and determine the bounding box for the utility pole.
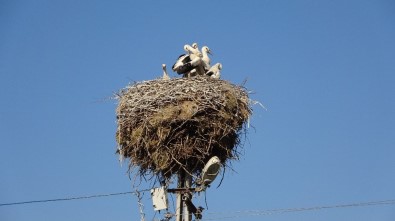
[160,156,221,220]
[175,170,193,221]
[176,171,184,221]
[184,173,192,221]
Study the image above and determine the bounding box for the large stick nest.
[115,76,251,182]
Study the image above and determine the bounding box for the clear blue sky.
[1,1,394,220]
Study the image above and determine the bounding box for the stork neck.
[202,50,210,64]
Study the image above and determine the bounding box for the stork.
[184,43,202,60]
[172,43,196,74]
[172,43,205,77]
[206,63,222,79]
[183,43,204,76]
[201,46,212,72]
[162,64,170,80]
[184,43,215,76]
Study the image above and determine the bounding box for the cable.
[0,189,150,207]
[154,199,395,220]
[2,189,395,221]
[201,199,395,220]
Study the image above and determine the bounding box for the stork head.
[192,42,198,49]
[217,63,222,70]
[183,44,191,52]
[202,46,212,55]
[162,64,166,70]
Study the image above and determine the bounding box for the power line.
[0,189,150,207]
[148,199,395,220]
[202,199,395,220]
[2,190,395,221]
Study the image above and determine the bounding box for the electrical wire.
[201,199,395,220]
[0,189,150,207]
[2,189,394,221]
[154,199,395,220]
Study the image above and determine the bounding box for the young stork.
[172,42,204,77]
[206,63,222,79]
[184,43,202,59]
[172,43,196,74]
[162,64,170,80]
[201,46,212,72]
[183,43,204,76]
[184,43,213,76]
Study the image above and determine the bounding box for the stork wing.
[172,54,191,72]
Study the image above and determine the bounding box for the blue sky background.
[1,1,394,220]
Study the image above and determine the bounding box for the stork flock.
[162,43,222,80]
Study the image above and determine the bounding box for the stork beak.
[208,50,213,55]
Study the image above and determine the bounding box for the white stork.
[206,63,222,79]
[172,43,205,77]
[162,64,170,80]
[184,43,216,76]
[184,43,202,60]
[201,46,212,72]
[184,43,205,76]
